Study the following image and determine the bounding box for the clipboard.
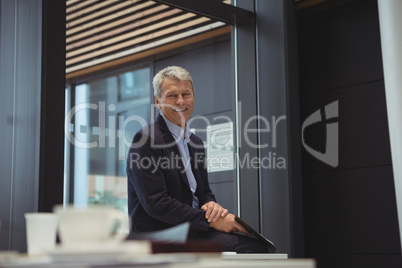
[235,215,277,253]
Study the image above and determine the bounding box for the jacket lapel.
[155,114,190,189]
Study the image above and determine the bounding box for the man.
[127,66,268,253]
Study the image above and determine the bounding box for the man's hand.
[209,213,249,235]
[200,201,228,223]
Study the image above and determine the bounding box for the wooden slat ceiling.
[66,0,230,78]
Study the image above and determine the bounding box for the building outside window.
[65,65,152,211]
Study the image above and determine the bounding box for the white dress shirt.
[161,115,199,208]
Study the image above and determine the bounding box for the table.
[0,252,315,268]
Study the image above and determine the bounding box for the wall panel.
[298,0,383,93]
[0,0,42,252]
[298,0,401,266]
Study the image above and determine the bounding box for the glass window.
[65,66,151,212]
[119,68,150,101]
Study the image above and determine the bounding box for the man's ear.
[154,95,161,110]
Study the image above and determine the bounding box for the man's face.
[155,78,194,128]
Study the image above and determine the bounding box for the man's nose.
[176,94,185,105]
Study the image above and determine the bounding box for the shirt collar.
[160,113,192,142]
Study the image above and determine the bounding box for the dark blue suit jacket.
[126,114,216,233]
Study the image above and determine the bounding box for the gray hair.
[153,66,194,98]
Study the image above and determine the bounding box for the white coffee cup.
[25,213,58,256]
[54,205,129,248]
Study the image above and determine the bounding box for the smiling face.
[154,77,194,129]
